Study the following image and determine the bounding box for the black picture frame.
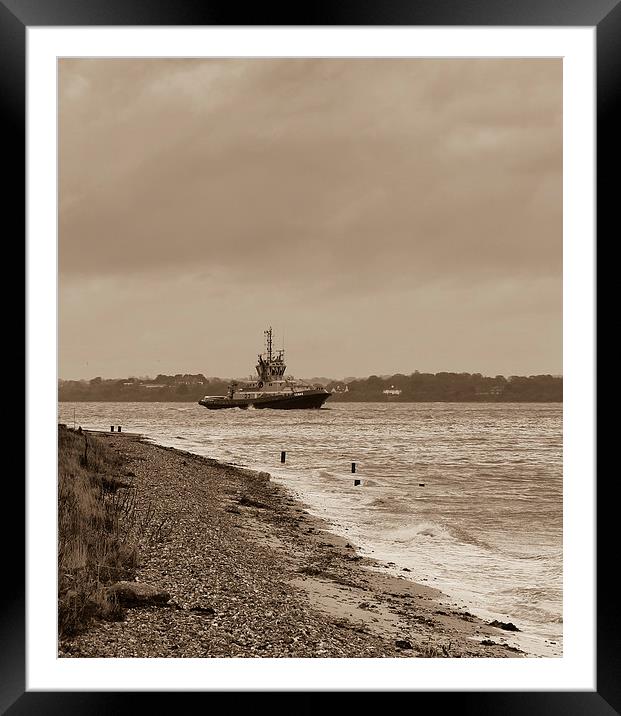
[7,0,611,712]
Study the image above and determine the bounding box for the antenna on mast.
[264,326,273,362]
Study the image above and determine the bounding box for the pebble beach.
[60,431,525,658]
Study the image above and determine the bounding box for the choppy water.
[59,401,562,656]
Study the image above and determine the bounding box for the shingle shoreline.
[60,431,523,658]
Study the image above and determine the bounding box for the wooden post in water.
[110,426,114,432]
[280,451,286,463]
[351,462,356,473]
[354,479,361,486]
[117,426,122,433]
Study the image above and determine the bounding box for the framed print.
[7,0,612,711]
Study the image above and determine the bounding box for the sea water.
[58,401,562,656]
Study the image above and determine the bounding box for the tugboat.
[198,328,331,410]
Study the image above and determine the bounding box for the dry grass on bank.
[58,425,139,637]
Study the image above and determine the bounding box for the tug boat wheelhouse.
[198,328,331,410]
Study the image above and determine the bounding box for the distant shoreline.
[59,373,562,403]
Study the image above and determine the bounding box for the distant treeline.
[326,373,562,402]
[59,372,562,402]
[59,374,227,402]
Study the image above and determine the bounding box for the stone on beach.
[489,619,521,632]
[107,581,171,607]
[395,639,413,650]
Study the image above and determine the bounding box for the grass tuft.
[58,426,138,637]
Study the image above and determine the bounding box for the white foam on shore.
[264,464,562,658]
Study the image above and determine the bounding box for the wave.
[366,495,411,514]
[370,497,389,507]
[449,525,494,551]
[502,586,562,599]
[381,521,451,544]
[417,526,436,537]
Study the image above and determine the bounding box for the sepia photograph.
[55,56,565,661]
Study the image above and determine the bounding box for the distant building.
[382,386,402,396]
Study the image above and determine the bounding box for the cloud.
[59,59,561,285]
[58,59,562,378]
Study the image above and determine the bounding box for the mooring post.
[117,426,122,433]
[110,425,114,432]
[351,462,356,473]
[281,451,286,463]
[354,479,361,486]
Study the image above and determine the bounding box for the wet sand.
[60,431,524,658]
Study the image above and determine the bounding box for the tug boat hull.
[199,389,330,410]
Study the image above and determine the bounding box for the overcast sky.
[59,58,562,380]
